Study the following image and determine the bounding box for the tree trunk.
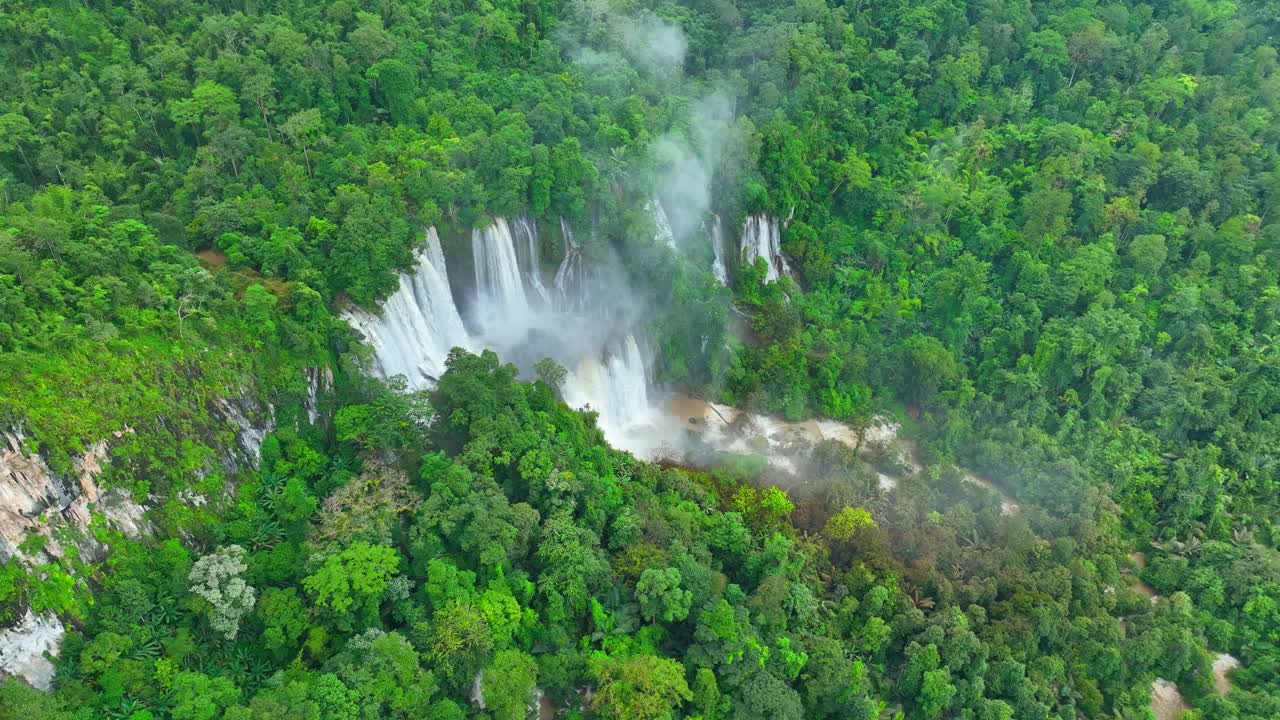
[15,143,35,180]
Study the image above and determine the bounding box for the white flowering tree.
[188,544,256,640]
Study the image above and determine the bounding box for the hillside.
[1,1,1279,719]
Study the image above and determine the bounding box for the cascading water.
[346,215,662,453]
[561,334,652,443]
[344,216,907,479]
[344,217,872,472]
[553,218,587,314]
[510,214,551,306]
[709,213,728,284]
[472,218,532,333]
[740,214,792,283]
[650,198,676,249]
[341,228,470,388]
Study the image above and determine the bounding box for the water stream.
[511,214,551,306]
[740,214,791,283]
[341,228,471,388]
[650,198,676,249]
[709,213,728,284]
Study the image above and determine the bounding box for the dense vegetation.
[1,0,1278,719]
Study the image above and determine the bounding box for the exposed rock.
[1213,652,1241,695]
[73,439,109,503]
[0,430,71,561]
[0,427,151,689]
[177,489,209,507]
[1,385,276,689]
[0,610,64,691]
[212,395,275,469]
[0,428,146,564]
[304,365,334,425]
[98,488,149,539]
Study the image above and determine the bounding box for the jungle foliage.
[1,0,1279,719]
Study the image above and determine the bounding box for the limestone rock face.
[3,431,83,562]
[305,365,335,425]
[212,394,276,470]
[0,427,150,690]
[0,375,307,690]
[0,428,147,564]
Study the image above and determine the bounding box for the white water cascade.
[740,214,792,283]
[344,220,889,472]
[511,214,551,306]
[347,216,668,455]
[472,218,533,334]
[342,228,470,389]
[650,198,676,249]
[709,213,728,284]
[553,218,587,314]
[340,216,953,490]
[561,334,652,444]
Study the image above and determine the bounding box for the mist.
[652,91,738,246]
[563,1,688,77]
[351,3,758,461]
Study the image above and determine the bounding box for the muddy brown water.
[196,247,228,269]
[1151,679,1189,720]
[1213,653,1240,695]
[1127,552,1158,600]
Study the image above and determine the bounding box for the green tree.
[822,506,876,542]
[303,542,400,625]
[636,567,693,624]
[898,335,960,408]
[423,601,494,689]
[170,672,240,720]
[592,654,692,720]
[918,668,956,720]
[280,108,322,177]
[482,650,538,720]
[734,670,803,720]
[533,357,567,392]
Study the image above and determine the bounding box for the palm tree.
[909,587,936,611]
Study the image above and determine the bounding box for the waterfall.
[601,334,650,429]
[346,214,663,457]
[511,214,551,306]
[709,213,728,284]
[740,214,792,283]
[562,333,652,441]
[342,228,470,388]
[472,218,532,331]
[650,198,676,249]
[553,217,586,314]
